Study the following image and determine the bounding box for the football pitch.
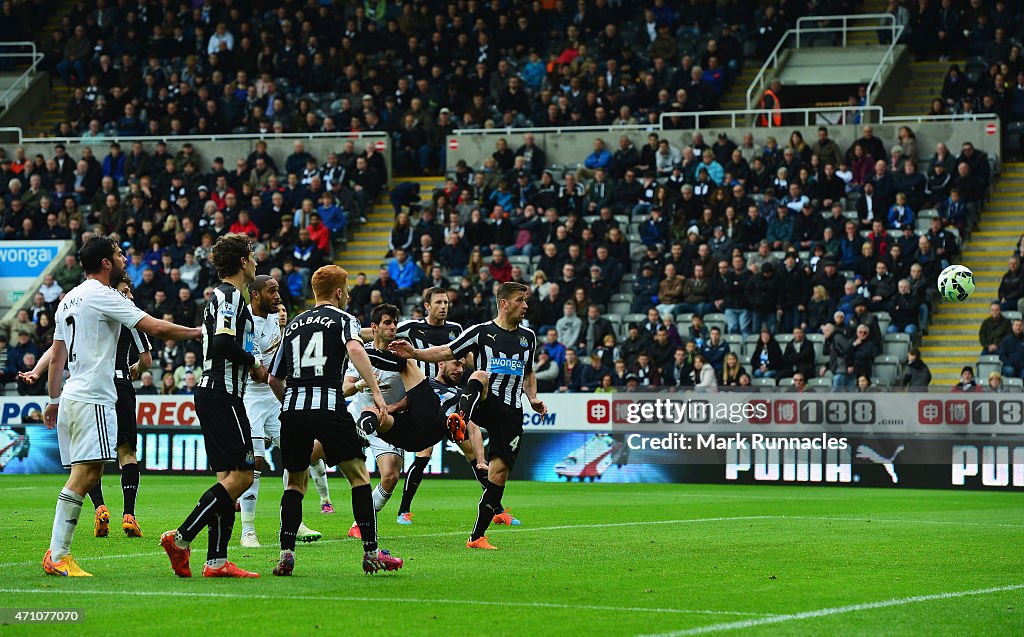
[1,475,1021,636]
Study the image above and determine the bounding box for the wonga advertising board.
[0,240,69,308]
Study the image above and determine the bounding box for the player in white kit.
[42,237,202,576]
[240,275,326,546]
[343,303,408,539]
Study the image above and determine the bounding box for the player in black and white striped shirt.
[393,287,467,523]
[267,265,403,576]
[161,233,265,579]
[388,282,546,550]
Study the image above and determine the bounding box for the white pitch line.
[0,515,780,569]
[0,587,767,617]
[641,584,1024,636]
[782,515,1024,529]
[3,513,1020,570]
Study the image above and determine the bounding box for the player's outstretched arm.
[136,315,202,342]
[18,344,52,384]
[347,339,387,414]
[388,340,454,362]
[44,340,68,429]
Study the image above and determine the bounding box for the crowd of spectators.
[0,135,394,394]
[0,119,1000,395]
[25,0,833,174]
[892,0,1024,134]
[370,125,995,391]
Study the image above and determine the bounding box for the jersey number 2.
[65,316,77,362]
[290,331,327,378]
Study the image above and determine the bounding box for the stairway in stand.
[712,66,761,126]
[333,176,444,278]
[888,60,962,117]
[920,163,1024,385]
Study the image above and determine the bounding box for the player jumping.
[161,234,265,578]
[388,282,544,550]
[43,237,201,576]
[267,265,403,576]
[346,303,485,538]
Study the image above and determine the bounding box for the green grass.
[1,476,1022,636]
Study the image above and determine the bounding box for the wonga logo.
[587,399,610,423]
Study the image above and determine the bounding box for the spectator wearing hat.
[952,366,983,392]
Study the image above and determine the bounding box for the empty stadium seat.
[808,377,832,389]
[874,312,891,335]
[977,354,1002,380]
[751,377,777,387]
[703,313,727,333]
[1004,377,1024,392]
[883,333,911,359]
[873,354,901,385]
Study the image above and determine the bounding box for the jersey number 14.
[291,331,327,378]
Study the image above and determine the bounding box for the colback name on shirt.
[285,312,336,335]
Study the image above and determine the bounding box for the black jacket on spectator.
[782,338,816,380]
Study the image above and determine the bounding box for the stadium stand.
[0,1,1017,396]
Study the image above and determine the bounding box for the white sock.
[240,471,260,533]
[310,460,330,503]
[282,469,289,490]
[372,484,392,512]
[49,488,83,561]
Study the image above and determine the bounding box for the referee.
[389,281,545,550]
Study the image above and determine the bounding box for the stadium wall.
[2,394,1020,491]
[444,121,1000,172]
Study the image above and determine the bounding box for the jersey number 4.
[290,331,327,378]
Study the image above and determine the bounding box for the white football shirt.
[245,306,282,400]
[345,345,406,419]
[54,278,147,405]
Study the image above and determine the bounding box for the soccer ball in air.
[937,264,975,302]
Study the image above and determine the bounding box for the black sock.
[358,410,379,436]
[470,481,505,541]
[121,463,139,516]
[473,465,489,489]
[279,489,303,552]
[88,483,105,509]
[178,483,230,544]
[365,349,407,372]
[352,484,377,554]
[473,466,503,512]
[398,456,430,514]
[207,496,236,562]
[459,378,484,423]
